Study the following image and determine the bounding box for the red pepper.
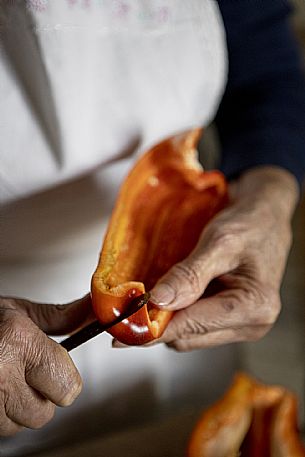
[91,129,228,344]
[187,373,305,457]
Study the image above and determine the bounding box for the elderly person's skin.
[150,166,299,350]
[0,165,299,435]
[0,295,93,435]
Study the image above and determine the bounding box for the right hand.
[0,294,93,436]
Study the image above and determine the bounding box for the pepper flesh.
[91,129,228,345]
[187,373,305,457]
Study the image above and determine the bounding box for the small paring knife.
[60,293,150,352]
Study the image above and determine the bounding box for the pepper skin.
[91,129,228,345]
[187,373,305,457]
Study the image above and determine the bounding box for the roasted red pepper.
[91,129,228,345]
[187,373,305,457]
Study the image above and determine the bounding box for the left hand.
[149,166,298,351]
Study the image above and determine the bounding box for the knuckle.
[241,285,281,327]
[165,311,209,350]
[209,225,239,251]
[181,314,208,338]
[221,299,237,313]
[172,262,202,295]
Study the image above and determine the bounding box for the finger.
[158,288,280,344]
[4,294,94,335]
[0,417,23,437]
[112,338,158,349]
[166,325,271,352]
[24,331,82,407]
[112,339,130,349]
[149,227,242,310]
[1,310,82,409]
[0,394,23,437]
[6,376,55,429]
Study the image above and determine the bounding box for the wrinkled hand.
[0,294,93,436]
[150,167,299,351]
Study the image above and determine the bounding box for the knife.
[60,293,150,352]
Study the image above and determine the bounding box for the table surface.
[27,409,200,457]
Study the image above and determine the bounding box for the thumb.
[149,239,239,311]
[2,294,94,336]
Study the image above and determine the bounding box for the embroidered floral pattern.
[26,0,48,12]
[22,0,171,26]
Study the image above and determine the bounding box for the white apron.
[0,1,238,455]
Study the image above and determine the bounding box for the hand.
[150,166,299,351]
[0,294,93,436]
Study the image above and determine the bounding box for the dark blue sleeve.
[215,0,305,187]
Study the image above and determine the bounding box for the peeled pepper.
[187,373,305,457]
[91,129,228,345]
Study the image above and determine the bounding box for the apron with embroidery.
[0,1,234,455]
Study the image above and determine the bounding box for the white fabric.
[0,0,226,203]
[0,1,234,456]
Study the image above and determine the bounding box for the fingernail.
[149,283,176,307]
